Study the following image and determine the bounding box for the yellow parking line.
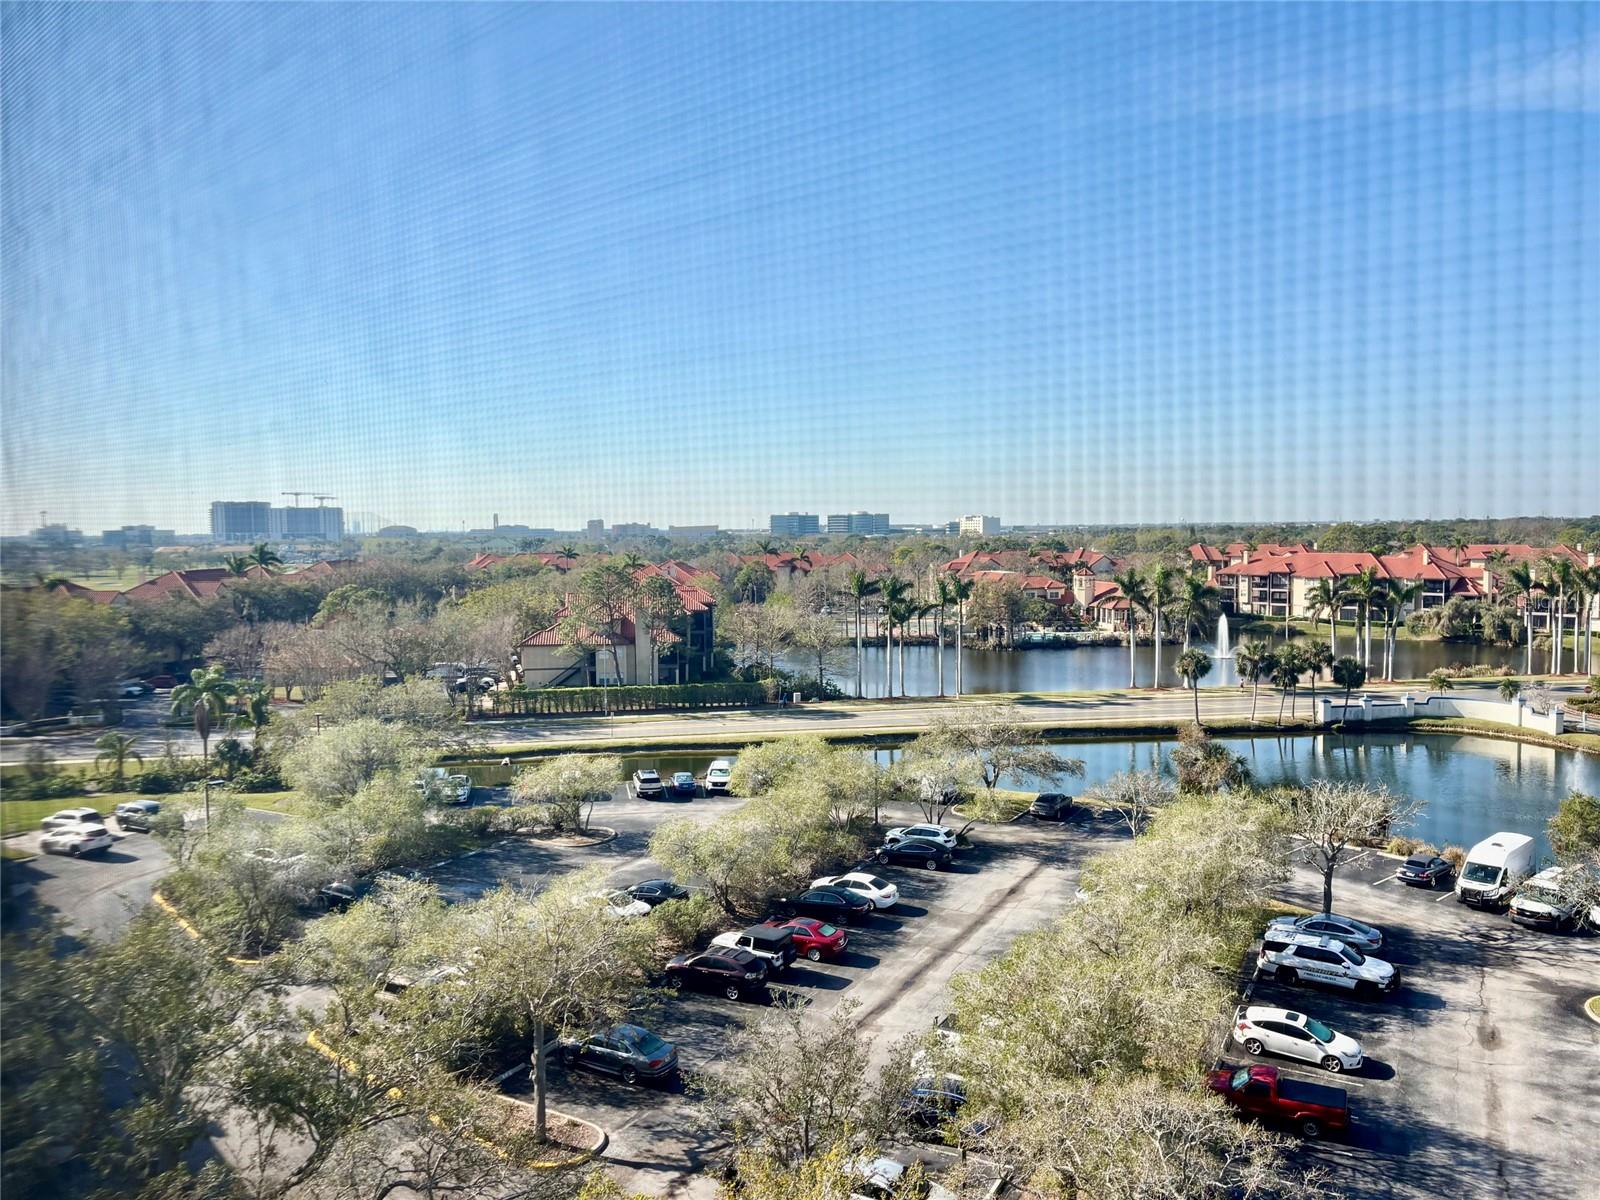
[150,892,267,966]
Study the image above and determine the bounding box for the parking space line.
[1434,890,1457,902]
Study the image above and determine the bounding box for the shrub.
[1440,845,1468,870]
[1385,836,1421,856]
[228,766,284,793]
[646,894,723,954]
[445,806,500,836]
[489,805,548,835]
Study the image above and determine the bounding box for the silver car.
[1266,912,1383,952]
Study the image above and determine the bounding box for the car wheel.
[69,846,82,857]
[723,984,741,1001]
[807,947,821,962]
[1299,1117,1323,1139]
[622,1067,639,1085]
[1278,968,1299,987]
[1356,980,1378,999]
[562,1049,578,1067]
[876,852,890,864]
[668,975,685,990]
[1320,1055,1343,1073]
[1243,1038,1265,1056]
[924,858,940,870]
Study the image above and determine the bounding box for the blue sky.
[3,3,1596,536]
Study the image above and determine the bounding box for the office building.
[826,512,889,536]
[269,505,345,541]
[958,515,1000,536]
[31,523,84,548]
[667,525,719,540]
[770,512,820,537]
[210,501,272,542]
[102,525,174,549]
[585,519,605,539]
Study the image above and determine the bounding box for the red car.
[763,916,847,962]
[1207,1063,1350,1139]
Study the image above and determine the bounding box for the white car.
[1257,931,1399,996]
[577,889,651,919]
[1265,912,1383,952]
[704,759,734,794]
[885,824,958,851]
[812,872,899,909]
[40,822,114,857]
[1231,1005,1364,1073]
[41,807,103,832]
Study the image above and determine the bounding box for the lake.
[464,731,1595,860]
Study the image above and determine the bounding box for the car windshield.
[1231,1067,1252,1090]
[1462,862,1502,885]
[1303,1016,1335,1042]
[1337,945,1365,965]
[1518,886,1561,905]
[633,1033,670,1057]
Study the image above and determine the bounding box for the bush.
[228,766,285,793]
[646,894,723,954]
[1385,836,1421,856]
[488,681,768,717]
[3,773,83,801]
[444,806,500,836]
[1440,845,1468,870]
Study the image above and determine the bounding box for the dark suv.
[1029,793,1073,820]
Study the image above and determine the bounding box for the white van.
[1455,832,1535,910]
[1508,866,1580,932]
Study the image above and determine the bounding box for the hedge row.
[485,681,768,716]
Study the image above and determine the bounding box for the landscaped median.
[150,891,270,966]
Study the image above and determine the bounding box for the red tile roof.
[50,581,120,604]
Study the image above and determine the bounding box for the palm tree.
[93,732,143,789]
[1343,568,1381,670]
[845,570,879,699]
[1497,677,1522,703]
[932,577,957,696]
[1234,641,1273,727]
[752,538,778,557]
[885,593,918,697]
[231,683,274,736]
[1301,641,1333,719]
[1330,655,1366,727]
[1112,569,1149,688]
[1174,648,1212,727]
[1504,561,1541,675]
[949,576,974,697]
[1307,579,1344,657]
[1542,556,1577,675]
[1171,572,1222,654]
[224,554,253,576]
[1380,581,1424,682]
[170,665,237,765]
[558,543,580,562]
[1427,669,1454,708]
[247,542,283,573]
[621,552,647,572]
[1580,564,1600,675]
[1146,565,1177,689]
[1483,548,1511,604]
[878,576,911,697]
[1271,643,1304,725]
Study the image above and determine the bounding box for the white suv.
[40,822,114,857]
[1256,931,1399,997]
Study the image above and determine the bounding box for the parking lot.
[1254,848,1600,1200]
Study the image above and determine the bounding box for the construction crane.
[282,491,307,506]
[312,494,337,507]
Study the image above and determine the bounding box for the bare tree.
[1280,780,1423,914]
[1085,770,1177,837]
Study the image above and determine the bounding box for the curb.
[151,892,269,966]
[493,1091,609,1166]
[1585,996,1600,1027]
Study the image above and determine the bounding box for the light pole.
[203,777,226,827]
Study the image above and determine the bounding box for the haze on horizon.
[3,3,1596,537]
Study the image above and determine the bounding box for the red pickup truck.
[1207,1063,1350,1139]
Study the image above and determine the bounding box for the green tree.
[1271,643,1304,724]
[1145,564,1178,689]
[1170,570,1221,654]
[733,560,776,603]
[562,561,642,682]
[844,569,879,698]
[1427,668,1454,705]
[877,575,912,696]
[94,730,144,788]
[1307,578,1345,657]
[1547,790,1600,860]
[1111,569,1149,688]
[509,753,620,833]
[1173,647,1211,726]
[248,541,284,573]
[280,717,432,806]
[1498,677,1523,702]
[224,553,254,576]
[1233,640,1273,727]
[932,575,958,696]
[1301,640,1334,718]
[1503,560,1542,675]
[913,704,1084,800]
[170,664,237,765]
[948,575,974,696]
[1330,655,1367,726]
[1343,567,1382,670]
[231,681,275,736]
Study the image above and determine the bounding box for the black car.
[1029,793,1073,820]
[665,948,769,1000]
[876,837,953,870]
[632,769,664,799]
[777,886,874,924]
[1395,854,1454,888]
[627,879,691,907]
[901,1075,992,1141]
[669,771,699,798]
[316,879,374,912]
[561,1023,679,1084]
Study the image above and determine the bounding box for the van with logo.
[1455,832,1535,910]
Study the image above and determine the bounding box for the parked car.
[112,800,162,832]
[627,879,691,907]
[576,889,651,919]
[316,879,373,912]
[762,917,848,961]
[669,771,699,798]
[40,807,103,832]
[712,925,796,973]
[1456,831,1536,910]
[1231,1005,1363,1073]
[885,824,958,850]
[1509,866,1581,932]
[1207,1064,1350,1139]
[846,1156,957,1200]
[665,947,769,1000]
[560,1023,678,1084]
[39,822,114,857]
[777,886,875,924]
[381,964,465,997]
[631,769,664,799]
[117,680,150,698]
[1029,793,1073,820]
[876,837,953,870]
[1256,932,1399,997]
[899,1074,980,1136]
[1266,912,1383,951]
[704,759,734,794]
[1395,853,1454,888]
[811,872,898,909]
[414,767,471,804]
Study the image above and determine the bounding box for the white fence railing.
[1317,693,1565,736]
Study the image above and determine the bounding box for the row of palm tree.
[1109,565,1222,688]
[844,569,976,700]
[169,665,273,764]
[1232,639,1345,726]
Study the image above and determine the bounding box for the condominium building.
[958,515,1000,535]
[826,511,889,536]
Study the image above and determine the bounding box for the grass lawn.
[2,798,86,835]
[2,789,308,834]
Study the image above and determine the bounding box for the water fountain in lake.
[1215,613,1232,660]
[1212,613,1235,686]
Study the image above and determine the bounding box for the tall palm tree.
[1504,561,1541,675]
[932,576,957,696]
[94,731,143,789]
[224,554,253,577]
[1171,572,1222,654]
[949,576,974,697]
[1174,648,1212,727]
[1482,548,1511,604]
[845,570,879,699]
[752,538,778,557]
[1111,569,1149,689]
[1330,655,1366,726]
[1542,556,1577,675]
[1271,644,1304,725]
[558,543,580,562]
[1301,641,1333,718]
[247,542,283,573]
[1234,641,1273,727]
[1343,568,1381,670]
[1580,564,1600,675]
[1380,581,1423,682]
[231,683,274,736]
[1146,565,1177,689]
[878,576,911,697]
[1306,579,1344,657]
[621,552,647,572]
[170,665,237,765]
[885,593,918,697]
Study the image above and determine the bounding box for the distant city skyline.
[4,4,1596,536]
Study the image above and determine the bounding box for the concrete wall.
[1317,692,1565,735]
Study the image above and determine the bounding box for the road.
[4,680,1583,765]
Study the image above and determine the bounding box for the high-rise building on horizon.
[770,512,819,537]
[826,511,889,536]
[103,524,174,549]
[210,500,271,542]
[958,515,1000,535]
